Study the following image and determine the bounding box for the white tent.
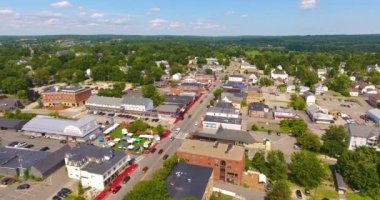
[127,145,135,150]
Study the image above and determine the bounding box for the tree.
[16,90,28,99]
[280,119,308,137]
[267,181,291,200]
[252,152,268,174]
[142,84,164,106]
[289,94,306,110]
[123,179,169,200]
[266,151,288,181]
[33,68,50,85]
[78,181,84,196]
[213,88,223,99]
[251,124,259,131]
[289,151,324,188]
[153,124,165,136]
[240,100,247,107]
[297,133,321,152]
[205,68,213,75]
[321,125,348,157]
[327,74,351,96]
[259,77,272,86]
[127,119,149,133]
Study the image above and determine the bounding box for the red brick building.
[178,82,204,94]
[177,140,245,185]
[194,70,215,84]
[41,86,92,107]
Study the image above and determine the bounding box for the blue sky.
[0,0,379,36]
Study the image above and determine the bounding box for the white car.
[194,122,198,126]
[175,127,181,133]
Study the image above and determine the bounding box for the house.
[299,86,310,94]
[306,105,334,124]
[349,88,359,97]
[333,169,348,195]
[366,64,380,73]
[21,116,101,142]
[358,83,377,94]
[240,62,257,71]
[221,92,246,109]
[223,81,245,93]
[41,86,92,107]
[85,95,123,113]
[177,140,245,185]
[286,85,296,93]
[302,91,316,106]
[56,50,68,56]
[273,106,296,120]
[156,104,181,119]
[317,68,327,80]
[228,75,243,82]
[315,85,328,95]
[203,115,242,131]
[121,94,154,112]
[65,144,130,190]
[194,70,215,84]
[188,57,198,65]
[0,97,23,111]
[368,93,380,108]
[172,73,182,81]
[248,102,269,118]
[202,64,224,72]
[270,65,288,80]
[248,74,258,85]
[206,58,219,65]
[206,102,240,118]
[366,108,380,123]
[166,163,213,200]
[345,124,380,151]
[246,88,264,103]
[350,76,356,82]
[178,82,204,94]
[0,118,28,131]
[156,60,170,68]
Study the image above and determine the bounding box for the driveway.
[214,181,266,200]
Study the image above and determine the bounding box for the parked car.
[111,185,122,194]
[158,149,164,154]
[57,191,68,198]
[163,154,169,160]
[52,196,62,200]
[150,148,157,153]
[170,137,175,141]
[293,144,302,150]
[295,190,302,199]
[17,183,30,190]
[60,140,67,144]
[40,146,50,151]
[305,188,311,196]
[15,142,27,148]
[142,166,149,173]
[24,144,34,148]
[60,188,72,194]
[1,177,14,185]
[122,176,131,184]
[8,141,19,147]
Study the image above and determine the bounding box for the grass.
[211,192,234,200]
[110,126,124,139]
[346,192,373,200]
[245,50,261,58]
[310,188,339,200]
[328,90,344,97]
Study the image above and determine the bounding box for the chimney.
[225,144,233,154]
[213,141,219,148]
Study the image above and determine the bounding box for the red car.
[111,185,121,194]
[158,149,164,154]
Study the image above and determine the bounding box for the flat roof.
[203,115,242,125]
[177,140,245,161]
[42,86,89,93]
[166,163,213,200]
[0,147,49,169]
[86,95,122,107]
[0,117,28,130]
[195,127,255,144]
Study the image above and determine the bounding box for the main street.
[108,83,219,200]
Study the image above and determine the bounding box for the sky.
[0,0,379,36]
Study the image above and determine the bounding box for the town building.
[246,88,264,103]
[221,92,246,109]
[85,95,123,113]
[65,144,130,190]
[177,140,245,185]
[41,86,92,107]
[178,82,204,94]
[345,124,380,151]
[164,95,194,108]
[193,127,255,147]
[248,102,269,118]
[366,64,380,73]
[367,108,380,123]
[172,73,182,81]
[0,145,69,178]
[21,116,101,142]
[202,115,242,131]
[315,84,328,95]
[247,74,258,85]
[270,65,288,80]
[228,75,244,82]
[222,81,245,93]
[368,94,380,108]
[349,88,359,97]
[166,163,213,200]
[273,106,296,120]
[306,105,334,124]
[299,86,310,94]
[0,97,23,111]
[206,102,240,118]
[194,70,215,84]
[156,104,181,119]
[302,91,316,106]
[240,62,257,71]
[202,64,224,72]
[0,117,28,131]
[121,94,154,112]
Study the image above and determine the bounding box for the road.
[108,85,219,200]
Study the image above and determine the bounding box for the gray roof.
[43,86,88,93]
[165,95,194,106]
[367,108,380,118]
[86,95,122,107]
[0,147,49,170]
[248,102,269,111]
[122,94,153,106]
[156,104,180,113]
[67,144,127,175]
[207,102,238,115]
[22,116,99,138]
[302,91,315,98]
[0,98,22,111]
[345,124,380,139]
[204,115,242,125]
[166,163,213,200]
[221,92,245,103]
[0,118,28,130]
[334,169,347,190]
[272,69,286,74]
[31,145,70,177]
[195,127,255,144]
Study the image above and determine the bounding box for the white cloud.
[168,22,181,28]
[300,0,317,9]
[91,12,104,18]
[43,18,59,25]
[0,9,14,15]
[51,1,72,8]
[225,10,235,16]
[240,14,248,18]
[149,18,168,27]
[37,11,63,18]
[150,7,160,12]
[113,18,129,24]
[193,20,226,30]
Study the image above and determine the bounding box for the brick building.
[194,70,215,84]
[177,140,245,185]
[41,86,92,107]
[368,93,380,108]
[178,82,204,94]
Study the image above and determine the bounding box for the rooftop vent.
[225,144,233,154]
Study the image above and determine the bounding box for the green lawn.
[110,126,124,139]
[346,192,373,200]
[310,188,339,200]
[211,192,233,200]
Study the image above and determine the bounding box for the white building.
[65,144,130,190]
[299,86,310,94]
[315,85,328,95]
[346,124,380,151]
[286,85,296,93]
[317,68,327,81]
[85,95,123,112]
[172,73,182,81]
[156,60,170,68]
[270,65,288,80]
[303,91,316,106]
[248,74,258,85]
[306,105,334,124]
[206,102,240,118]
[206,58,219,65]
[349,88,359,97]
[366,64,380,73]
[273,106,296,120]
[202,115,241,131]
[188,57,198,65]
[121,94,154,112]
[240,62,257,70]
[367,108,380,123]
[228,75,244,82]
[359,84,377,94]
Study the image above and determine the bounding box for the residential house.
[286,85,296,93]
[317,68,327,80]
[206,58,219,65]
[299,86,310,94]
[270,65,288,80]
[368,93,380,108]
[366,64,380,73]
[306,105,334,124]
[240,62,257,71]
[156,60,170,68]
[221,92,246,109]
[346,124,380,151]
[302,91,316,106]
[248,74,258,85]
[121,94,154,112]
[172,73,182,81]
[65,144,130,190]
[357,82,377,94]
[349,88,359,97]
[315,85,328,95]
[202,64,224,72]
[248,102,269,118]
[188,57,198,65]
[273,106,296,120]
[228,75,244,82]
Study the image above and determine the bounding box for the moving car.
[163,154,169,160]
[40,146,50,151]
[296,190,302,199]
[170,137,175,141]
[122,176,131,184]
[150,148,157,153]
[17,183,30,190]
[111,185,122,194]
[52,196,62,200]
[142,166,149,173]
[158,149,164,154]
